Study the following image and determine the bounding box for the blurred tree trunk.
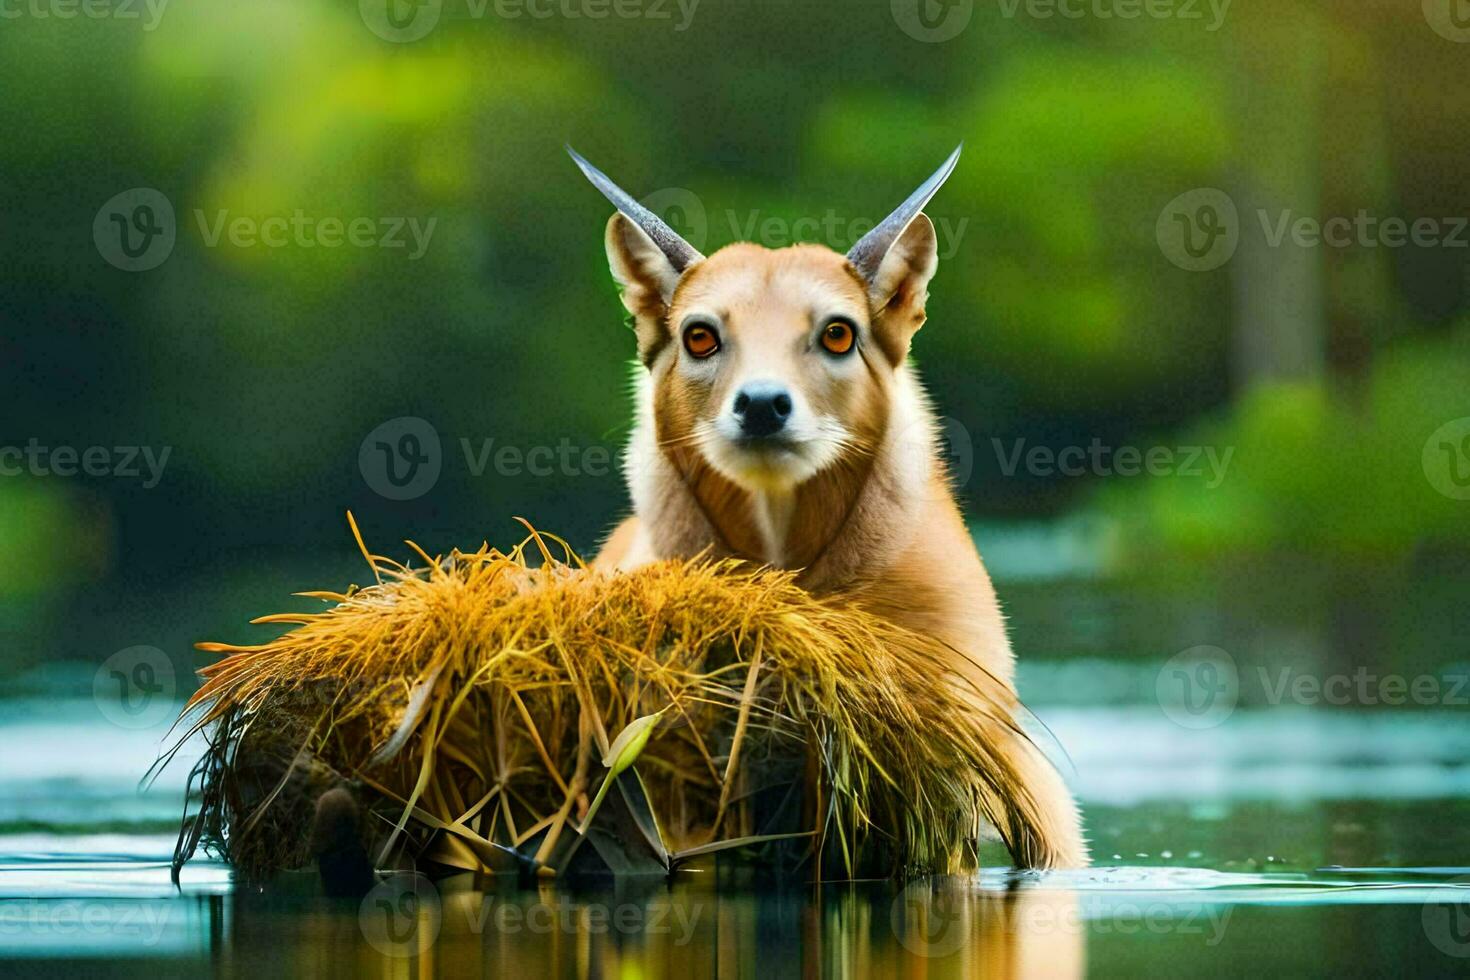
[1226,4,1328,390]
[1320,15,1395,400]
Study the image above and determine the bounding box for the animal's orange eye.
[683,324,720,359]
[821,320,855,355]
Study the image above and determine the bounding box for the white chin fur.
[705,439,829,491]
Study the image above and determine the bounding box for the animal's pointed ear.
[605,213,695,363]
[866,212,938,365]
[605,212,682,314]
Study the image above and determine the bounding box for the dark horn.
[566,145,704,272]
[846,144,962,282]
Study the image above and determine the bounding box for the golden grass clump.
[170,520,1037,882]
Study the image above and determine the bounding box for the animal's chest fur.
[607,367,1015,686]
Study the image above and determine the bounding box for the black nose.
[733,383,793,438]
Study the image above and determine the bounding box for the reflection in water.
[209,873,1086,978]
[9,857,1470,976]
[885,881,1086,978]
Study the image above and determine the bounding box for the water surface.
[4,561,1468,976]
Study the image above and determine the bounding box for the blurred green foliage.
[2,0,1468,628]
[1102,328,1470,561]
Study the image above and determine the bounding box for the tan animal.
[570,147,1087,869]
